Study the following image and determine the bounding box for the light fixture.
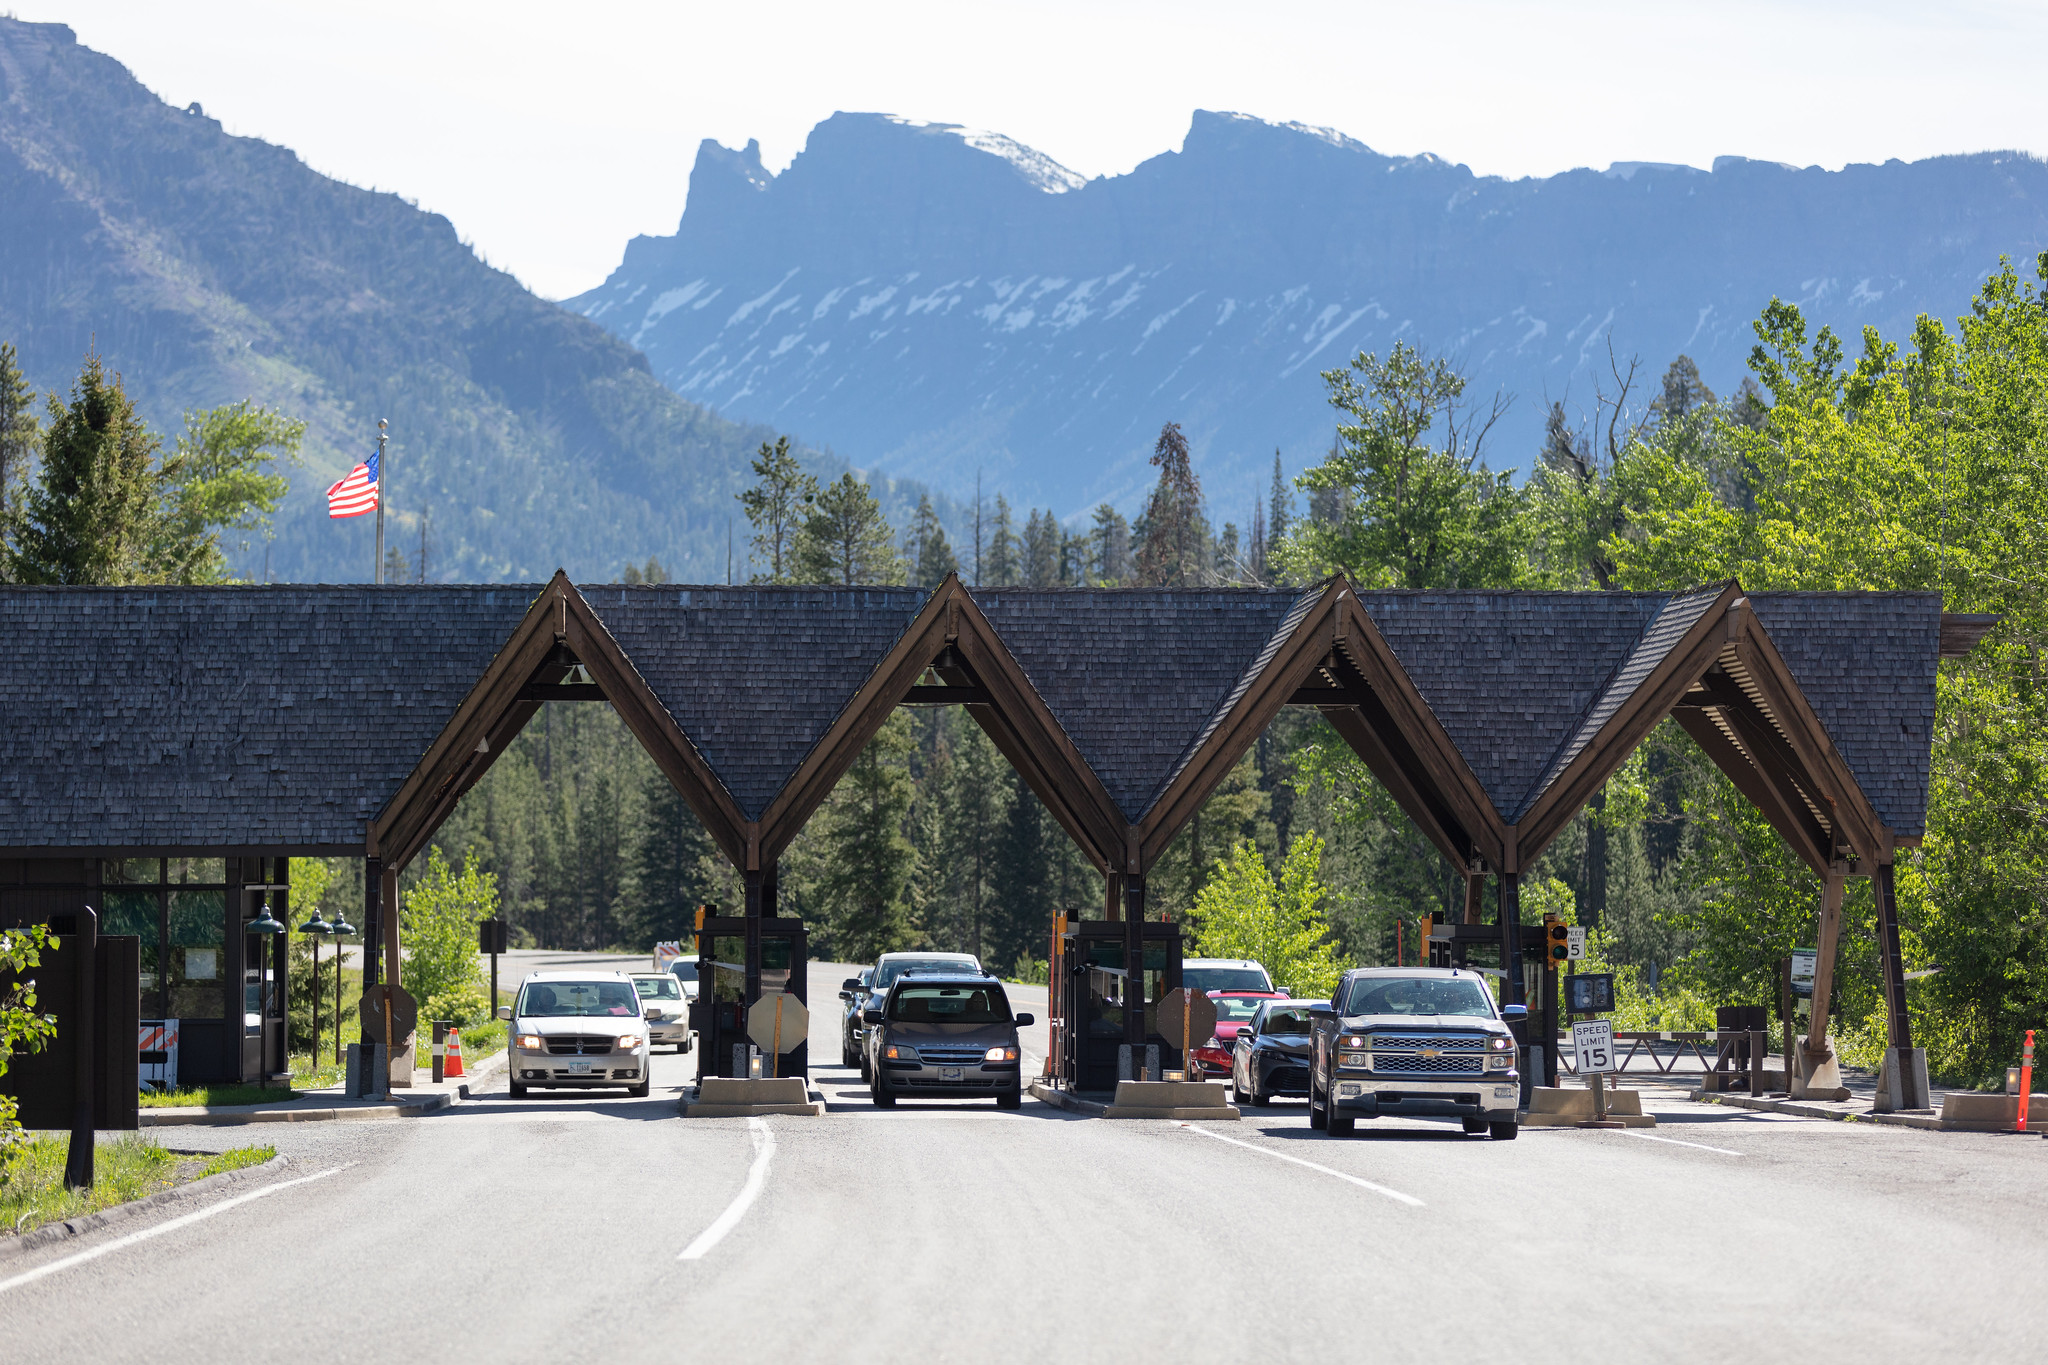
[249,901,285,934]
[330,914,357,937]
[299,910,333,936]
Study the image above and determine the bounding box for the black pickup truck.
[1307,967,1522,1139]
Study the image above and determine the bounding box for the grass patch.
[196,1145,274,1178]
[138,1083,296,1109]
[413,1018,506,1071]
[0,1134,176,1235]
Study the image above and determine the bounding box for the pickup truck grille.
[545,1035,614,1055]
[1366,1034,1489,1076]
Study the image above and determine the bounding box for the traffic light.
[1545,915,1570,966]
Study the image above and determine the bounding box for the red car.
[1188,990,1286,1080]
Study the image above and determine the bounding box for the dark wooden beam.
[898,685,991,705]
[1729,624,1890,859]
[1287,686,1373,706]
[516,683,607,701]
[1939,612,1999,658]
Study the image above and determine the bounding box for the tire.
[997,1087,1022,1109]
[1229,1071,1246,1105]
[1309,1078,1329,1130]
[1490,1119,1519,1141]
[842,1041,858,1068]
[860,1056,873,1084]
[871,1081,896,1108]
[1328,1107,1356,1135]
[1462,1117,1489,1134]
[1251,1084,1272,1108]
[509,1079,527,1097]
[629,1079,651,1098]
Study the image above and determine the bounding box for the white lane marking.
[1180,1124,1425,1207]
[1626,1132,1744,1157]
[679,1117,776,1261]
[0,1164,348,1296]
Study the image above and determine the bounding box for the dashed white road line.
[0,1163,349,1296]
[1180,1124,1426,1207]
[1626,1132,1744,1156]
[679,1117,776,1261]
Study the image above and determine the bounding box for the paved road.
[6,956,2044,1363]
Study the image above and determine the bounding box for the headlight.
[516,1034,545,1051]
[616,1034,642,1051]
[885,1042,918,1061]
[1487,1052,1514,1069]
[984,1045,1019,1062]
[1488,1035,1515,1051]
[1339,1051,1371,1067]
[1346,1036,1366,1047]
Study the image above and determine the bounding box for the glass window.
[102,858,162,885]
[1344,976,1497,1019]
[102,889,162,1015]
[633,976,683,1000]
[1260,1008,1314,1036]
[168,858,225,885]
[1184,965,1273,994]
[873,956,980,989]
[668,959,699,983]
[1210,994,1271,1020]
[167,890,226,1020]
[517,980,640,1017]
[888,984,1011,1024]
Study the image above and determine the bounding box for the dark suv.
[862,973,1033,1109]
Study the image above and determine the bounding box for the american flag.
[325,449,379,518]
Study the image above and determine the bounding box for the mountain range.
[572,111,2048,520]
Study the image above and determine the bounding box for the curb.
[139,1048,508,1126]
[1691,1090,1950,1130]
[1030,1082,1104,1116]
[1027,1080,1240,1120]
[0,1152,292,1263]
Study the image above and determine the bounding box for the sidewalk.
[139,1048,507,1126]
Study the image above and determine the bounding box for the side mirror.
[838,991,853,1001]
[1014,1013,1035,1027]
[496,1006,513,1022]
[1501,1005,1529,1020]
[842,978,861,992]
[1276,988,1291,997]
[644,1008,659,1021]
[862,1006,884,1024]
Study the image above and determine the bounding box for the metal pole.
[334,931,343,1068]
[373,419,388,583]
[310,936,319,1078]
[64,906,98,1190]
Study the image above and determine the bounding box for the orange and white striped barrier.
[2018,1030,2035,1133]
[446,1027,464,1080]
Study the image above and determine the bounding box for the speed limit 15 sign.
[1572,1020,1615,1076]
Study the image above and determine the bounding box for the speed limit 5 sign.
[1572,1020,1615,1076]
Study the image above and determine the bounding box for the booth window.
[169,889,226,1020]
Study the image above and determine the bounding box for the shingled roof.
[0,585,538,850]
[579,585,928,820]
[1749,592,1941,839]
[972,588,1318,823]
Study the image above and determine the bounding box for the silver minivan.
[499,971,653,1098]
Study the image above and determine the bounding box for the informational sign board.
[359,983,419,1047]
[1565,972,1616,1014]
[1566,927,1587,961]
[1789,949,1818,999]
[1572,1020,1616,1076]
[654,940,682,972]
[746,991,808,1055]
[1154,987,1219,1051]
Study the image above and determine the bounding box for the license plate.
[568,1061,593,1075]
[940,1067,963,1081]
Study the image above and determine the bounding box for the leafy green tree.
[149,400,301,583]
[793,472,902,585]
[7,352,160,584]
[738,436,816,583]
[1135,422,1211,587]
[0,924,57,1165]
[400,847,494,1024]
[906,492,958,589]
[1277,343,1529,589]
[1190,834,1345,997]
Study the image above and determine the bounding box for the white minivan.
[499,971,653,1098]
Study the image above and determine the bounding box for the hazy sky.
[25,1,2047,299]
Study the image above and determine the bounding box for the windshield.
[1344,977,1497,1019]
[1260,1008,1314,1036]
[1185,966,1272,994]
[519,980,641,1017]
[875,957,980,989]
[889,984,1011,1024]
[669,960,699,983]
[1210,994,1270,1021]
[633,977,683,1001]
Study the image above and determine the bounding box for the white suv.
[500,971,653,1097]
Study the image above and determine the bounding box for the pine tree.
[984,494,1019,586]
[794,472,902,584]
[7,351,159,585]
[1651,355,1716,422]
[737,436,817,583]
[0,343,38,559]
[1248,498,1267,585]
[989,769,1052,973]
[813,715,917,961]
[1023,508,1059,586]
[1090,503,1130,584]
[906,493,958,588]
[1268,450,1293,546]
[1135,421,1211,587]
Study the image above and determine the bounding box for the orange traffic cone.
[445,1027,465,1079]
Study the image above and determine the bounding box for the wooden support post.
[1497,871,1523,1008]
[1462,870,1484,925]
[1123,874,1146,1049]
[362,857,383,1004]
[742,868,764,1009]
[1105,872,1122,922]
[381,863,400,990]
[1805,864,1848,1061]
[1873,860,1913,1051]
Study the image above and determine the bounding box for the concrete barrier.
[1103,1079,1240,1120]
[1937,1091,2048,1132]
[680,1076,824,1117]
[1520,1085,1657,1127]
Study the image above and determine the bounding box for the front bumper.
[514,1050,650,1086]
[878,1060,1021,1094]
[645,1019,692,1046]
[1332,1071,1519,1118]
[1257,1054,1312,1095]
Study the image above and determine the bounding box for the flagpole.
[373,417,388,584]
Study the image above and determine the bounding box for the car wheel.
[859,1056,872,1084]
[1462,1117,1489,1135]
[629,1079,651,1098]
[996,1087,1022,1109]
[1309,1078,1329,1131]
[871,1080,896,1108]
[1328,1103,1356,1135]
[842,1041,858,1068]
[509,1079,527,1097]
[1250,1072,1272,1108]
[1229,1071,1245,1105]
[1490,1119,1519,1141]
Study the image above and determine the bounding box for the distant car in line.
[1230,998,1328,1105]
[844,950,982,1078]
[629,972,692,1052]
[499,971,653,1099]
[1181,957,1278,996]
[861,972,1032,1109]
[837,966,874,1066]
[1187,990,1286,1080]
[667,954,701,1003]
